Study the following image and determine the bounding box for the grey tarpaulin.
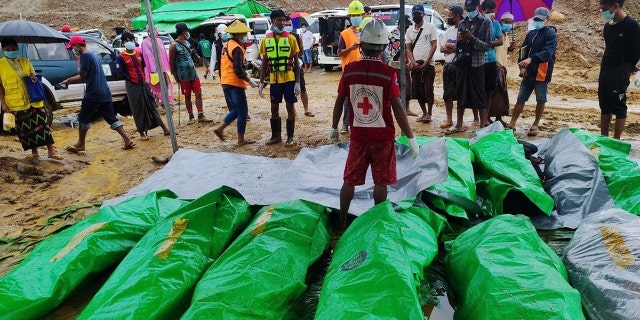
[105,139,448,216]
[531,129,616,230]
[563,208,640,320]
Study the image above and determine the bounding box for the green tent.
[131,0,270,32]
[140,0,168,14]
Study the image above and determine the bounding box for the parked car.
[245,16,271,67]
[314,5,448,71]
[1,33,127,129]
[76,28,111,45]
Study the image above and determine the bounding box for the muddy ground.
[1,63,639,275]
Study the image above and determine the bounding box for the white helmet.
[360,19,388,49]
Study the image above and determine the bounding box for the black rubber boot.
[286,119,295,144]
[266,118,282,145]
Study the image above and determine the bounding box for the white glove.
[294,82,301,96]
[258,83,264,98]
[248,79,258,88]
[329,128,339,144]
[408,138,419,159]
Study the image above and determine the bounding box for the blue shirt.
[80,51,112,102]
[485,19,503,63]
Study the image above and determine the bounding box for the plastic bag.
[2,112,15,131]
[563,208,640,320]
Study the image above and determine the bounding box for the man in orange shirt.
[337,0,366,133]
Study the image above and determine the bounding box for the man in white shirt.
[439,5,464,129]
[406,4,438,123]
[299,23,316,72]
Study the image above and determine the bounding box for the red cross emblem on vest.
[357,97,374,115]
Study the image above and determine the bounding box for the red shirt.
[337,59,400,143]
[117,51,145,84]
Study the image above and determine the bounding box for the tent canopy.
[131,0,270,32]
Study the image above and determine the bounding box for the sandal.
[439,122,453,129]
[122,141,136,150]
[140,136,150,141]
[304,111,315,117]
[504,124,516,132]
[65,145,85,153]
[48,153,64,160]
[416,115,426,122]
[445,126,466,135]
[237,139,256,146]
[527,127,539,137]
[214,129,225,141]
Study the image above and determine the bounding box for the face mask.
[301,27,306,32]
[273,26,283,34]
[284,26,293,32]
[501,24,512,32]
[447,18,456,26]
[72,48,79,56]
[533,21,545,30]
[124,42,136,50]
[467,11,478,19]
[412,16,423,24]
[485,13,495,19]
[3,51,18,59]
[186,32,191,40]
[351,16,363,27]
[601,10,615,20]
[241,36,248,43]
[222,33,231,41]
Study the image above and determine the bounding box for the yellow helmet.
[357,16,373,31]
[348,0,365,15]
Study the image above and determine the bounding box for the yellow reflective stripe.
[50,222,108,262]
[599,225,635,269]
[250,206,275,236]
[155,218,189,260]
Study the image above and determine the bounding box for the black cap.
[270,9,286,20]
[464,0,480,10]
[449,5,464,17]
[175,22,190,34]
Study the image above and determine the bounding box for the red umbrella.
[494,0,553,22]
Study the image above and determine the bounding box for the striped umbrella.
[494,0,554,22]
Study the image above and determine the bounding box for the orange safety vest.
[221,40,247,89]
[340,27,362,69]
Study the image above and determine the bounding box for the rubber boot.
[286,119,295,145]
[266,118,282,145]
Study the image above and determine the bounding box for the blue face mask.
[467,11,478,19]
[351,16,363,27]
[222,33,231,41]
[273,26,284,34]
[533,20,545,30]
[601,10,615,20]
[124,42,136,50]
[241,36,248,43]
[3,50,18,59]
[284,26,293,33]
[501,24,512,32]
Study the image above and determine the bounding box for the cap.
[500,12,515,21]
[595,0,624,10]
[199,33,205,38]
[65,35,85,49]
[464,0,480,10]
[270,9,286,20]
[225,20,252,34]
[60,25,71,32]
[449,5,464,17]
[360,19,388,49]
[412,4,424,14]
[533,7,550,21]
[216,24,227,34]
[175,22,190,34]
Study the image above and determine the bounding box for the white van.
[246,17,272,66]
[314,5,447,71]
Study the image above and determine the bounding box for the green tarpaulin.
[0,190,188,320]
[570,128,640,215]
[316,200,446,319]
[444,214,585,320]
[140,0,167,14]
[77,187,251,320]
[181,199,330,319]
[471,130,554,216]
[131,0,270,32]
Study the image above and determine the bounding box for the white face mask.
[301,27,306,32]
[486,12,495,19]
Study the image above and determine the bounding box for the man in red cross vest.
[329,19,420,244]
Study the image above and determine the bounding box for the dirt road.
[1,64,639,274]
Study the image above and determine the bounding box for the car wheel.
[43,99,54,127]
[323,65,334,72]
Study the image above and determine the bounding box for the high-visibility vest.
[264,30,294,72]
[0,57,43,112]
[221,40,247,89]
